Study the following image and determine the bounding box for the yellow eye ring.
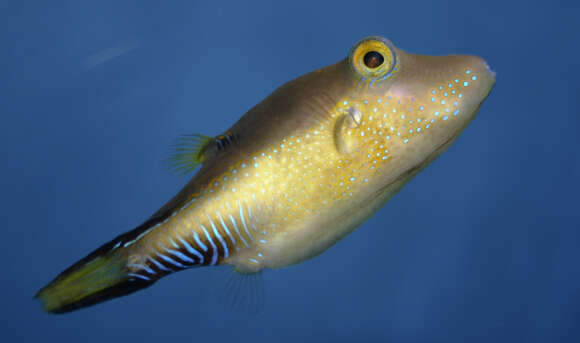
[349,36,396,78]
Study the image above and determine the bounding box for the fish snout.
[425,54,495,126]
[456,55,496,110]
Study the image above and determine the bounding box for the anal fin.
[209,266,265,315]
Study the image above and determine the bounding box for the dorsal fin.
[166,133,237,174]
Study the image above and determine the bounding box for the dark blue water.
[1,1,578,342]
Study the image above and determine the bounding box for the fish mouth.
[369,64,495,204]
[484,61,497,79]
[369,121,467,205]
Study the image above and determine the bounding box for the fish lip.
[372,89,485,201]
[369,129,461,202]
[484,61,497,79]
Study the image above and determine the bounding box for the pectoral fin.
[333,106,362,155]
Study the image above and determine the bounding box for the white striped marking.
[124,223,158,247]
[164,248,194,264]
[239,200,254,241]
[200,224,218,266]
[217,211,236,246]
[229,213,249,248]
[128,273,151,281]
[247,203,258,232]
[155,252,186,269]
[208,215,229,258]
[193,231,208,252]
[127,263,156,275]
[178,237,204,263]
[169,238,180,249]
[147,256,171,272]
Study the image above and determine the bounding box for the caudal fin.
[35,241,153,314]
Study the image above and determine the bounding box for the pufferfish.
[36,36,495,313]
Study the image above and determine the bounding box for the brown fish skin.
[35,36,495,313]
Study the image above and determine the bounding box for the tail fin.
[35,241,152,314]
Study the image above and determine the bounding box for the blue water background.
[1,1,578,342]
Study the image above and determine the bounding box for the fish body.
[36,36,495,313]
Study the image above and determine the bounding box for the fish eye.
[363,51,384,68]
[349,36,396,78]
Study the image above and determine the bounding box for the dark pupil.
[363,51,384,68]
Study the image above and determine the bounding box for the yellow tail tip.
[34,253,151,313]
